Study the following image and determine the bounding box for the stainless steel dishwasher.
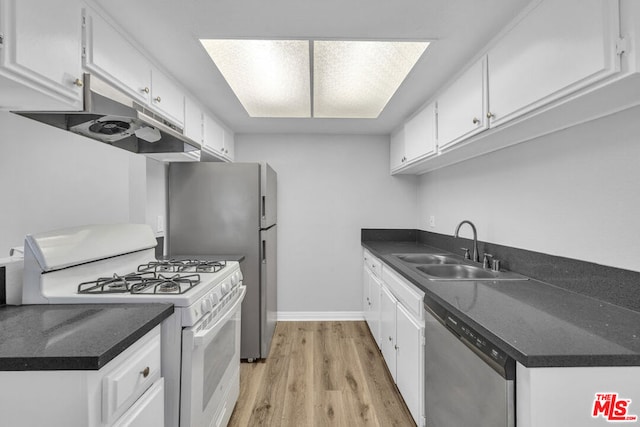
[424,299,515,427]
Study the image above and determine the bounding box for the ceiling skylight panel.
[313,41,429,118]
[200,39,311,117]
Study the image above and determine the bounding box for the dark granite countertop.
[0,304,173,371]
[362,240,640,368]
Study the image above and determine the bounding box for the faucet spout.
[454,220,480,263]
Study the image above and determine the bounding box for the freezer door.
[260,225,277,358]
[261,163,277,229]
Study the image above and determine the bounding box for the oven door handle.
[193,286,246,348]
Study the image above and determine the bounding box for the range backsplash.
[362,228,640,312]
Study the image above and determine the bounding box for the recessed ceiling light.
[200,39,311,118]
[200,39,429,119]
[313,41,429,118]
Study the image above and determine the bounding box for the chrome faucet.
[454,220,480,263]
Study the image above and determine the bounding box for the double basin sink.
[393,253,528,281]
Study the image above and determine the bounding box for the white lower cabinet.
[363,264,382,348]
[363,251,426,427]
[395,303,425,425]
[112,378,164,427]
[0,326,163,427]
[380,284,398,377]
[516,363,640,427]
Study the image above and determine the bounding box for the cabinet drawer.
[382,266,424,321]
[363,249,382,277]
[102,327,161,424]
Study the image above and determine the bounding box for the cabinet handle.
[142,87,150,94]
[140,367,150,378]
[472,117,480,124]
[73,78,83,87]
[154,96,162,103]
[394,345,399,350]
[487,112,495,119]
[388,336,393,342]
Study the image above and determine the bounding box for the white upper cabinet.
[437,57,488,150]
[203,113,225,155]
[83,5,151,105]
[487,0,620,126]
[390,126,406,171]
[183,96,203,144]
[0,0,83,110]
[223,127,235,161]
[404,101,437,162]
[84,5,185,127]
[150,66,184,127]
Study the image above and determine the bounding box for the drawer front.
[363,249,382,277]
[102,328,161,424]
[382,266,424,321]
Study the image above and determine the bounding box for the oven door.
[180,286,246,427]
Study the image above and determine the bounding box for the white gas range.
[21,223,245,427]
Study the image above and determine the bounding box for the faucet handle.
[483,253,493,269]
[461,248,471,260]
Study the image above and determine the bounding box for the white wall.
[0,111,147,254]
[145,158,167,237]
[417,105,640,272]
[236,134,418,315]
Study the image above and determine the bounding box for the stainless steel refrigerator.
[167,162,277,360]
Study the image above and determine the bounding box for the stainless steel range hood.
[13,74,201,158]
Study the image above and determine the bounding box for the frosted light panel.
[313,41,429,118]
[200,39,311,117]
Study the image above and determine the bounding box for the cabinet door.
[396,303,425,426]
[112,378,164,427]
[369,274,382,349]
[0,0,83,109]
[488,0,619,127]
[184,96,203,143]
[203,114,225,155]
[389,126,406,171]
[437,57,487,150]
[379,285,397,381]
[150,66,184,127]
[83,6,151,105]
[404,102,436,163]
[223,127,235,161]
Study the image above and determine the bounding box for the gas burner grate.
[78,272,156,294]
[137,259,226,273]
[130,273,201,295]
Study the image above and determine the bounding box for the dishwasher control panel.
[444,314,515,379]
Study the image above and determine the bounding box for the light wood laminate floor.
[228,321,416,427]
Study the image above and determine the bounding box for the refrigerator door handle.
[262,239,266,264]
[262,196,266,220]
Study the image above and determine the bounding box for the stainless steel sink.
[394,253,464,265]
[417,264,498,279]
[415,264,528,281]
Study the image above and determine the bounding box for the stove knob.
[222,282,230,294]
[201,299,212,313]
[210,294,219,306]
[231,273,238,286]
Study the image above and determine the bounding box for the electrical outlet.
[429,215,436,228]
[157,216,164,233]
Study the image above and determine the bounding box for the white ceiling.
[94,0,531,135]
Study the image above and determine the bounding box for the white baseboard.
[277,311,365,321]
